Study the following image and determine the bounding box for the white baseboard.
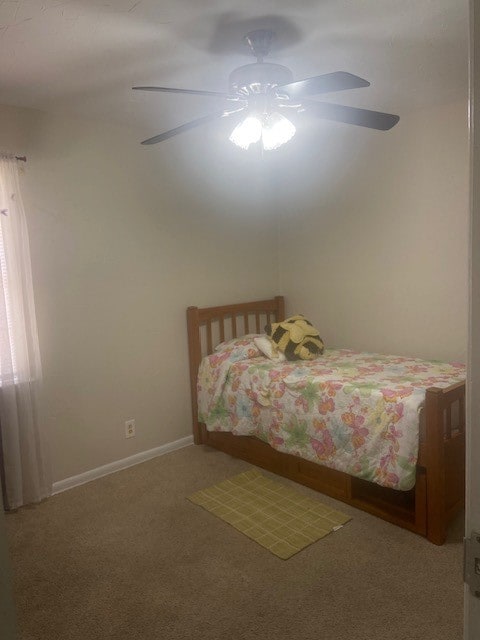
[52,435,194,495]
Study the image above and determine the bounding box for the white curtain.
[0,156,51,509]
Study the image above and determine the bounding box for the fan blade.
[303,101,399,130]
[277,72,370,99]
[141,109,244,145]
[133,86,230,98]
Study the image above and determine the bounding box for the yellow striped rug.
[188,469,351,559]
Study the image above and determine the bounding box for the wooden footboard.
[422,383,466,544]
[186,297,465,545]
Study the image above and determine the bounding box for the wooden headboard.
[186,296,285,443]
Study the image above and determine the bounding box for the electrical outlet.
[125,419,135,439]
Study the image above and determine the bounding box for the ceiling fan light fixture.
[261,112,296,151]
[229,116,262,150]
[134,29,399,147]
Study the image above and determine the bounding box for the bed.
[187,296,466,545]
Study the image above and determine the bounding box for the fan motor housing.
[228,63,294,95]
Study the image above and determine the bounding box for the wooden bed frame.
[187,296,465,545]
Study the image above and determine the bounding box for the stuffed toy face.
[265,315,324,361]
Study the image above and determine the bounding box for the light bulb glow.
[261,112,296,151]
[229,112,296,151]
[229,116,262,150]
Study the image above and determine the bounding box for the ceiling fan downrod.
[243,29,275,63]
[229,30,293,95]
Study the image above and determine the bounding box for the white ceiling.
[0,0,469,134]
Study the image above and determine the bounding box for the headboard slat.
[219,317,225,343]
[206,319,213,354]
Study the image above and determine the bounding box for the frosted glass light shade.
[261,112,296,151]
[229,112,296,151]
[229,116,262,150]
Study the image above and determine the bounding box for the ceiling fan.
[133,29,399,151]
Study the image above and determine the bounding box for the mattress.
[197,336,466,491]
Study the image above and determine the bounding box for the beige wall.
[0,104,279,482]
[277,101,469,363]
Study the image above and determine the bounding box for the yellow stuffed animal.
[265,315,324,361]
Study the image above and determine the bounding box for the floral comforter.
[197,337,466,490]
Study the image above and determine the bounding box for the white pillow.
[254,336,286,362]
[215,334,261,352]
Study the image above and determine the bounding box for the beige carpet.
[188,469,351,558]
[5,445,464,640]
